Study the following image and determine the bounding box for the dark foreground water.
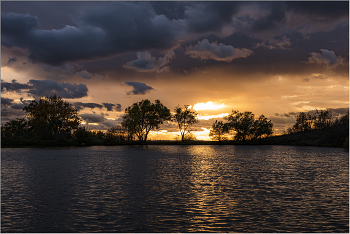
[1,145,349,232]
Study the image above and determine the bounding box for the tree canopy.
[23,94,80,135]
[225,110,273,141]
[1,118,28,138]
[121,99,171,142]
[209,120,228,141]
[292,109,333,132]
[225,110,255,141]
[252,115,273,139]
[174,105,198,141]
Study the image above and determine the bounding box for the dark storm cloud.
[1,97,14,106]
[1,79,31,93]
[185,39,253,62]
[1,2,185,65]
[149,2,187,20]
[7,57,17,65]
[0,2,106,30]
[80,113,105,123]
[20,97,32,106]
[254,36,292,50]
[115,104,122,112]
[73,102,103,111]
[125,82,154,95]
[102,103,122,112]
[307,49,345,68]
[27,80,88,99]
[1,108,24,118]
[184,2,241,33]
[286,1,349,19]
[123,51,174,73]
[11,103,26,110]
[77,70,92,79]
[2,78,88,99]
[1,1,348,78]
[251,2,287,32]
[69,102,122,112]
[1,13,39,39]
[274,112,297,118]
[1,97,29,119]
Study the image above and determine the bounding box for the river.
[1,145,348,232]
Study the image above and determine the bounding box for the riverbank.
[2,120,348,149]
[2,135,348,149]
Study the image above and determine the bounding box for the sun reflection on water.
[1,146,348,233]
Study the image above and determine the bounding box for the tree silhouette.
[23,94,80,137]
[209,120,228,141]
[292,112,312,132]
[173,105,198,141]
[225,110,255,141]
[313,109,333,129]
[252,114,273,139]
[292,110,333,132]
[1,118,29,138]
[225,110,274,141]
[122,99,171,142]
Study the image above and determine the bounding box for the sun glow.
[193,128,211,140]
[193,101,226,111]
[197,113,229,120]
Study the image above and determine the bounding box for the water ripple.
[1,145,348,232]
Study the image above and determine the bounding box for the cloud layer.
[125,82,154,95]
[2,1,348,66]
[1,79,88,98]
[1,2,185,65]
[307,49,346,68]
[123,51,174,73]
[1,1,348,134]
[185,39,254,62]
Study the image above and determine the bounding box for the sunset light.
[1,2,349,233]
[1,1,348,138]
[197,113,230,120]
[193,101,226,111]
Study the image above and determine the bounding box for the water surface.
[1,145,349,232]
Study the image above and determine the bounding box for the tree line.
[1,95,275,145]
[2,95,347,147]
[284,109,349,134]
[209,111,273,142]
[1,95,201,145]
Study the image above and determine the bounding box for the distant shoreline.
[2,123,348,149]
[2,137,348,149]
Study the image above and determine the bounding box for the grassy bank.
[252,123,349,149]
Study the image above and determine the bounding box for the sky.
[1,1,349,140]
